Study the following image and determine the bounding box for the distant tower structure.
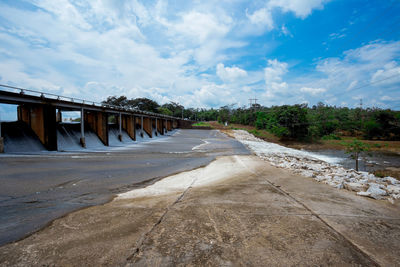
[248,97,258,112]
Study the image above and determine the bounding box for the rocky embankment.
[233,130,400,201]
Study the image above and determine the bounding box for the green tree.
[102,95,128,106]
[344,139,370,171]
[158,107,173,116]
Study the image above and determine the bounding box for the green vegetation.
[205,102,400,142]
[192,122,211,127]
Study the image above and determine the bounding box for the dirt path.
[1,155,399,266]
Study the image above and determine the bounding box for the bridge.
[0,84,192,152]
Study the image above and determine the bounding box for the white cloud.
[268,0,328,18]
[300,87,326,95]
[169,11,231,44]
[281,24,293,37]
[247,8,274,30]
[264,59,289,97]
[371,61,400,85]
[216,63,247,82]
[264,59,288,82]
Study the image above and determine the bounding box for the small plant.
[343,139,370,171]
[374,171,385,178]
[321,133,341,140]
[249,129,259,136]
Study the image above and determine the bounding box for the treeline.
[214,103,400,141]
[103,95,197,119]
[103,96,400,141]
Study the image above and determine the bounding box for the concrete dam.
[0,85,192,153]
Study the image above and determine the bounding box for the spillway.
[2,121,46,153]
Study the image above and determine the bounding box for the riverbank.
[209,121,400,153]
[210,121,400,179]
[1,154,399,266]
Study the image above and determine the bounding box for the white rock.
[357,183,388,199]
[344,182,366,192]
[383,176,400,185]
[232,130,398,201]
[386,185,400,194]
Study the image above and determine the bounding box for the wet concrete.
[0,129,249,246]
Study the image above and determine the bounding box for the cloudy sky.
[0,0,400,119]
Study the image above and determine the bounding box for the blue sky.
[0,0,400,120]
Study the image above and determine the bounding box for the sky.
[0,0,400,120]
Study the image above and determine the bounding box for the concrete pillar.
[80,108,85,148]
[17,105,58,151]
[122,115,135,141]
[164,119,168,133]
[140,116,144,138]
[56,110,62,123]
[157,118,164,135]
[118,113,122,142]
[85,111,109,146]
[143,117,152,138]
[153,118,158,136]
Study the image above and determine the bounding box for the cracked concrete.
[0,155,399,266]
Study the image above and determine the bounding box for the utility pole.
[248,97,258,112]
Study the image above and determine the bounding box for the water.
[307,149,400,173]
[3,122,46,153]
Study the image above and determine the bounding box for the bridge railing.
[0,84,177,119]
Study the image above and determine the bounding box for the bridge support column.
[140,116,144,137]
[153,118,158,136]
[121,115,136,140]
[17,104,58,151]
[118,113,122,142]
[167,120,172,131]
[143,117,152,138]
[122,115,135,141]
[80,108,85,148]
[157,118,163,135]
[85,111,108,146]
[56,110,62,123]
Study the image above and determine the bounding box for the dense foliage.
[206,102,400,141]
[104,96,400,141]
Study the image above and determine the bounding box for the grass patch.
[192,121,212,127]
